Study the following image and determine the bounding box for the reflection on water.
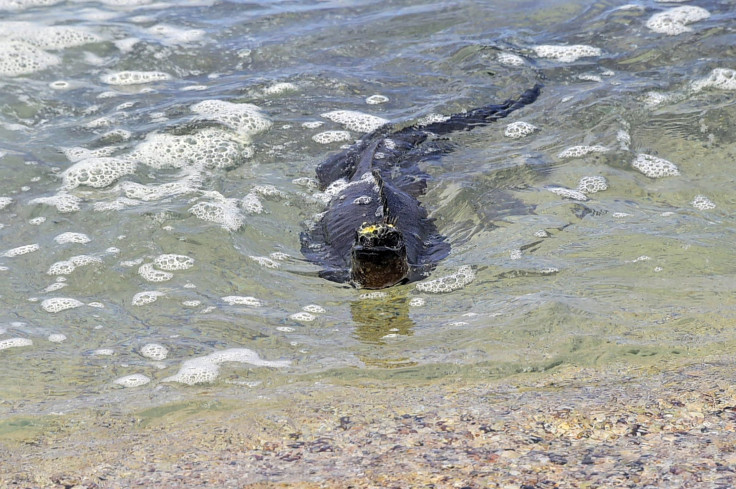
[0,0,735,419]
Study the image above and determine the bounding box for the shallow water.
[0,0,735,418]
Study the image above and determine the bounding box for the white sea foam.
[3,243,39,257]
[632,153,680,178]
[691,195,715,210]
[250,255,279,269]
[497,52,525,66]
[154,254,194,271]
[129,128,246,170]
[415,265,475,293]
[132,291,165,306]
[263,82,297,95]
[0,40,59,76]
[312,130,352,144]
[0,196,11,210]
[321,110,389,133]
[114,374,151,387]
[162,348,289,385]
[0,22,102,50]
[41,297,84,313]
[48,333,66,343]
[504,121,537,139]
[222,296,263,307]
[140,343,169,360]
[577,176,608,194]
[101,71,171,85]
[61,157,136,189]
[302,304,325,314]
[557,145,609,159]
[290,312,315,322]
[138,263,173,282]
[546,186,589,201]
[646,6,710,35]
[0,0,62,10]
[691,68,736,92]
[54,232,91,245]
[191,100,272,138]
[365,94,389,105]
[189,198,244,231]
[533,44,601,63]
[0,338,33,350]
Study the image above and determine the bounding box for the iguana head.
[350,221,409,289]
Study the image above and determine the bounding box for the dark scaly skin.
[301,84,542,288]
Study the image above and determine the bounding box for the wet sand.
[3,356,736,488]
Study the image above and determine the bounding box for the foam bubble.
[302,121,324,129]
[189,198,244,231]
[140,343,168,360]
[546,186,589,201]
[222,296,263,307]
[692,195,715,210]
[302,304,325,314]
[691,68,736,92]
[642,91,673,107]
[632,153,680,178]
[147,24,204,44]
[132,291,164,306]
[0,338,33,350]
[290,312,315,322]
[577,176,608,194]
[41,297,84,313]
[557,145,609,159]
[240,193,263,214]
[366,94,389,105]
[0,40,59,76]
[62,157,136,189]
[54,232,91,245]
[121,176,200,202]
[129,128,245,170]
[264,82,297,95]
[497,52,525,66]
[29,217,46,225]
[101,71,171,85]
[415,265,475,293]
[0,22,102,50]
[93,348,113,356]
[191,100,272,138]
[162,348,289,385]
[138,263,174,282]
[154,254,194,271]
[409,297,425,307]
[359,291,387,299]
[250,256,279,269]
[0,196,11,210]
[93,197,141,211]
[44,282,67,292]
[533,44,601,63]
[504,121,538,139]
[0,0,62,10]
[321,110,389,133]
[646,6,710,35]
[114,374,150,387]
[312,130,352,144]
[48,333,66,343]
[3,243,39,257]
[578,74,602,83]
[47,255,101,275]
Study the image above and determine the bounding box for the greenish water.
[0,0,734,420]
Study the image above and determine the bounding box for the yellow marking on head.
[358,222,395,236]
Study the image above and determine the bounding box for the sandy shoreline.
[3,357,736,488]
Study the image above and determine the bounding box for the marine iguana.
[301,84,542,289]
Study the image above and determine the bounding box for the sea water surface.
[0,0,735,418]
